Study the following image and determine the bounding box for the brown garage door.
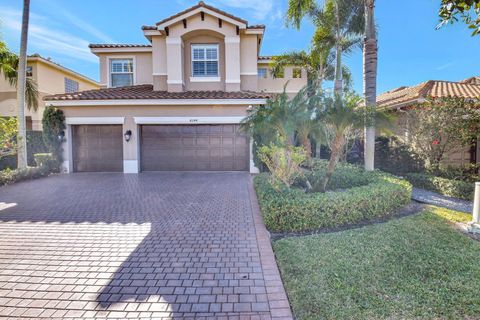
[72,125,123,172]
[141,124,249,171]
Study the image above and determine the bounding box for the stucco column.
[166,37,184,92]
[152,36,168,91]
[62,124,73,173]
[225,36,241,92]
[249,139,259,174]
[123,117,139,173]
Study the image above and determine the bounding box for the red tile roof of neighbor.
[377,79,480,109]
[43,84,269,101]
[89,44,152,49]
[155,1,248,26]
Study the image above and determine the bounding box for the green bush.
[34,153,60,172]
[0,166,51,186]
[255,163,412,233]
[0,131,49,170]
[375,136,424,175]
[406,172,474,200]
[299,160,373,191]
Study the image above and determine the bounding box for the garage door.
[72,125,123,172]
[141,124,249,171]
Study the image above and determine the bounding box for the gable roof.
[43,84,269,102]
[156,1,248,28]
[377,79,480,109]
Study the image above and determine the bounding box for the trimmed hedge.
[406,173,474,201]
[254,166,412,233]
[0,166,51,186]
[0,153,57,186]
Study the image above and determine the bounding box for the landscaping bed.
[406,172,474,201]
[254,161,412,233]
[273,206,480,319]
[0,153,58,186]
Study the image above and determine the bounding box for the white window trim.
[191,44,219,78]
[257,68,268,79]
[106,56,136,88]
[190,76,221,82]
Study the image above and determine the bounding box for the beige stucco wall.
[0,59,99,130]
[257,62,308,94]
[98,52,153,87]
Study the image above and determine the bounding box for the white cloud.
[0,6,97,62]
[436,62,455,71]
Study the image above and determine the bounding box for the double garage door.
[72,124,249,172]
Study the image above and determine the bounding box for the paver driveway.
[0,172,292,319]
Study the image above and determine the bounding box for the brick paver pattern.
[0,172,292,319]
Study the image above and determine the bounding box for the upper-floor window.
[292,68,302,79]
[192,44,219,77]
[26,66,33,77]
[64,78,79,93]
[257,68,268,79]
[110,59,134,87]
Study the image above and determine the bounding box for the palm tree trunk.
[16,0,30,169]
[333,1,343,95]
[321,133,344,192]
[363,0,377,171]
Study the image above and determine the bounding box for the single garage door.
[141,124,249,171]
[72,125,123,172]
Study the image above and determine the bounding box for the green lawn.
[273,206,480,320]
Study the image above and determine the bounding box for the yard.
[273,206,480,319]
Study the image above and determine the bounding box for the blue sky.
[0,0,478,94]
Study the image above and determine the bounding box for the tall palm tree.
[286,0,364,95]
[363,0,377,171]
[15,0,32,169]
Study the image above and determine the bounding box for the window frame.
[191,44,220,80]
[257,68,268,79]
[26,66,33,77]
[108,57,135,88]
[292,68,302,79]
[64,77,79,93]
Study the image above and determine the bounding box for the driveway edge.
[247,176,294,320]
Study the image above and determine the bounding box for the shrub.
[375,136,424,175]
[257,144,306,189]
[42,106,65,164]
[0,130,49,170]
[255,163,412,233]
[300,160,372,191]
[34,153,60,172]
[406,172,474,200]
[0,166,51,186]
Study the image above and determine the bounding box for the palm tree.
[286,0,364,95]
[15,0,32,169]
[315,91,392,192]
[0,42,39,111]
[363,0,377,171]
[242,87,323,159]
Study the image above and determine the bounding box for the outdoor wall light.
[124,130,132,142]
[57,130,65,142]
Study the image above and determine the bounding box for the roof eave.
[44,98,268,107]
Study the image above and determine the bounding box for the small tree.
[42,106,65,165]
[0,117,18,159]
[402,97,480,170]
[438,0,480,35]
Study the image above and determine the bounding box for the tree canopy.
[438,0,480,35]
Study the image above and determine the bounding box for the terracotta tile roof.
[461,76,480,85]
[377,80,480,109]
[89,44,152,49]
[156,1,248,26]
[258,56,276,61]
[44,84,269,101]
[247,24,265,29]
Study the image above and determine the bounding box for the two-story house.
[44,1,307,174]
[0,54,99,130]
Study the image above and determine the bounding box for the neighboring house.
[0,54,100,131]
[44,1,307,174]
[377,78,480,166]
